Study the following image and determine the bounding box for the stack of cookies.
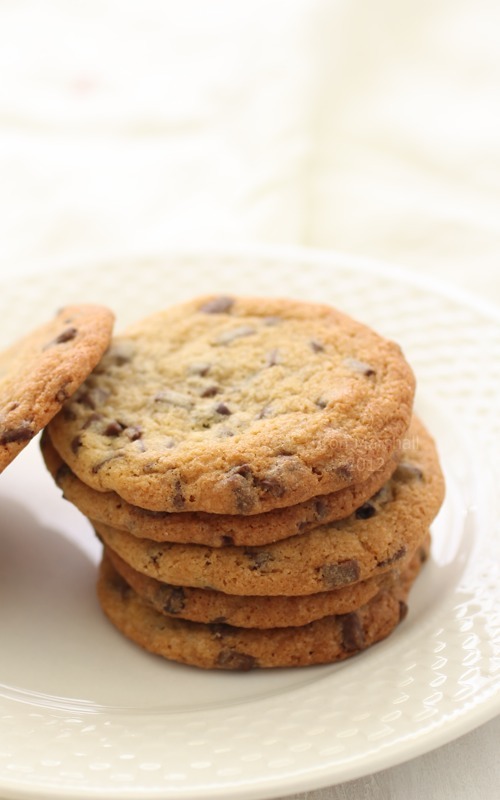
[42,296,445,670]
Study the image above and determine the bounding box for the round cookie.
[0,305,114,473]
[97,552,417,670]
[41,430,399,547]
[105,534,430,628]
[93,417,445,596]
[47,295,415,514]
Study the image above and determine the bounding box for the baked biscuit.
[97,552,419,669]
[105,534,430,628]
[0,305,114,473]
[41,429,399,546]
[48,295,415,513]
[93,417,444,596]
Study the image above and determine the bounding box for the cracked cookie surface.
[48,295,415,514]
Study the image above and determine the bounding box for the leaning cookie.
[93,417,444,596]
[41,429,399,547]
[105,534,430,629]
[97,552,417,670]
[47,295,415,514]
[0,305,114,473]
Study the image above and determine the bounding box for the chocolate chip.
[172,479,185,510]
[377,545,407,568]
[0,422,34,445]
[44,327,78,349]
[399,601,409,621]
[314,498,328,519]
[320,559,360,588]
[200,296,234,314]
[124,425,142,441]
[344,358,376,377]
[200,385,220,398]
[355,502,376,520]
[315,398,327,409]
[244,550,274,571]
[161,586,186,615]
[215,402,232,416]
[310,340,325,353]
[335,464,353,481]
[215,649,258,671]
[57,326,78,343]
[340,612,366,651]
[71,434,82,454]
[221,535,235,546]
[188,362,211,377]
[76,387,109,410]
[55,463,72,484]
[103,420,126,437]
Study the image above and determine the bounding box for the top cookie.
[0,305,114,473]
[48,295,415,514]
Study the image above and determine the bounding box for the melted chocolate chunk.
[335,464,353,482]
[71,434,83,454]
[244,550,274,571]
[200,385,220,398]
[55,463,72,485]
[104,420,126,437]
[340,612,366,651]
[161,586,186,615]
[310,340,325,353]
[200,296,234,314]
[221,535,235,546]
[215,649,258,671]
[320,559,360,588]
[76,387,109,410]
[377,545,407,568]
[44,327,78,349]
[399,601,408,621]
[355,502,377,520]
[0,422,34,445]
[172,479,185,510]
[215,402,232,416]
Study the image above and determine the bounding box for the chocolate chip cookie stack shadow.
[42,295,445,670]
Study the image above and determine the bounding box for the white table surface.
[1,2,499,798]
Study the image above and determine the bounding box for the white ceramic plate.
[0,247,499,800]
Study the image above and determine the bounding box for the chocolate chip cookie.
[41,429,399,547]
[0,305,114,473]
[93,417,444,596]
[105,534,430,628]
[47,295,415,514]
[97,551,418,669]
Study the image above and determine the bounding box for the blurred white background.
[0,2,498,799]
[0,0,499,303]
